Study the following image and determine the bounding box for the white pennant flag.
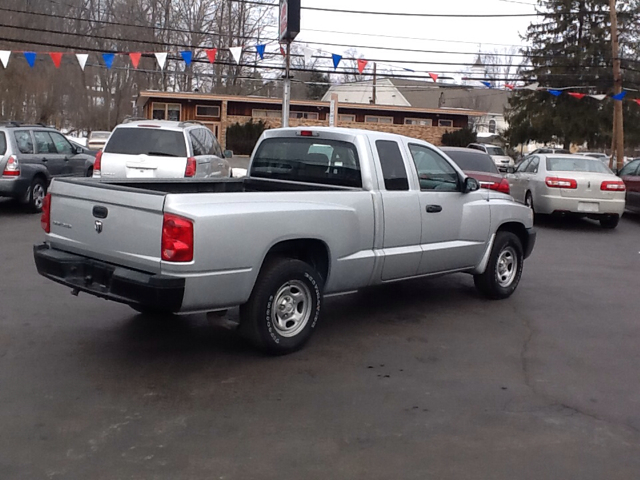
[590,94,607,101]
[155,52,168,70]
[0,51,10,68]
[303,47,314,65]
[76,53,88,71]
[229,47,243,64]
[522,82,539,91]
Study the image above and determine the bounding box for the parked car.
[581,152,610,162]
[87,131,111,150]
[35,127,536,354]
[93,120,230,180]
[529,148,571,155]
[0,122,96,212]
[65,135,88,147]
[618,158,640,213]
[506,154,625,228]
[440,147,510,194]
[466,143,514,171]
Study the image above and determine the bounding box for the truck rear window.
[251,137,362,188]
[0,132,6,155]
[104,128,187,157]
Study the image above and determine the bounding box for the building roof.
[137,90,485,117]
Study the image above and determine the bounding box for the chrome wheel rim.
[496,247,518,288]
[272,280,313,338]
[32,184,45,209]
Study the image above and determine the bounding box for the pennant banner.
[548,89,563,96]
[76,53,88,71]
[481,81,492,88]
[181,51,192,66]
[102,53,115,69]
[205,48,217,63]
[50,52,63,68]
[612,91,627,101]
[590,94,607,101]
[255,44,266,61]
[568,92,586,99]
[505,83,515,90]
[522,82,539,91]
[0,51,10,68]
[635,99,640,106]
[332,54,342,70]
[155,52,167,70]
[358,59,368,74]
[429,72,438,83]
[24,52,36,68]
[229,47,243,64]
[129,52,141,69]
[302,47,313,65]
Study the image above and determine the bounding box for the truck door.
[405,142,491,274]
[373,139,422,281]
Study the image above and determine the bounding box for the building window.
[290,111,319,120]
[152,102,181,121]
[365,116,394,124]
[339,114,356,123]
[253,109,281,118]
[489,119,497,134]
[404,118,433,126]
[438,119,453,127]
[196,105,221,117]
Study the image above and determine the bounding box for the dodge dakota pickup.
[34,127,536,354]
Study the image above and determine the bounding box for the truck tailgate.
[47,179,166,273]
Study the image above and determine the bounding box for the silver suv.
[0,122,96,212]
[94,120,230,180]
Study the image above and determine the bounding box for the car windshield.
[251,137,362,188]
[0,132,6,155]
[443,150,499,174]
[546,157,612,173]
[91,132,110,139]
[486,146,506,156]
[104,128,187,157]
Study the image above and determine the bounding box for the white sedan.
[507,154,626,229]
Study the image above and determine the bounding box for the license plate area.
[127,168,156,178]
[578,202,599,213]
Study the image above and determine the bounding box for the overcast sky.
[283,0,540,82]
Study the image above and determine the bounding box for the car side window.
[14,130,34,154]
[516,158,532,173]
[619,160,640,177]
[34,131,57,154]
[525,156,540,173]
[408,144,460,192]
[212,135,224,157]
[49,132,74,155]
[376,140,409,191]
[189,129,206,157]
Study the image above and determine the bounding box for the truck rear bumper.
[33,244,185,312]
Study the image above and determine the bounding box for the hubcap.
[496,247,518,288]
[32,184,45,209]
[272,280,313,338]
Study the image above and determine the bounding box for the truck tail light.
[545,176,577,189]
[41,193,51,233]
[601,180,626,191]
[3,155,20,176]
[185,157,196,177]
[162,213,194,262]
[93,150,102,177]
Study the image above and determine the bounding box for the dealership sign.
[279,0,300,42]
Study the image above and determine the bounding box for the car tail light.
[184,157,196,177]
[162,213,194,262]
[3,155,20,176]
[93,150,102,176]
[601,180,626,191]
[495,178,510,194]
[41,193,51,233]
[545,176,577,189]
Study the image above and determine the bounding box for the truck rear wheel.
[239,258,323,355]
[474,231,524,300]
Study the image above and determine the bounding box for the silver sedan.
[507,154,626,228]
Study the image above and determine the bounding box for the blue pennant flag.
[612,91,627,101]
[181,51,193,66]
[24,52,36,68]
[548,89,563,96]
[332,54,342,70]
[255,44,266,60]
[481,81,492,88]
[102,53,115,69]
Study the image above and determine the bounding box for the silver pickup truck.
[34,127,536,354]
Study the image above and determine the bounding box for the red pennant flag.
[49,52,63,68]
[505,83,515,90]
[634,99,640,106]
[357,59,368,74]
[568,92,586,100]
[205,48,217,63]
[429,72,438,83]
[280,46,286,57]
[129,53,141,69]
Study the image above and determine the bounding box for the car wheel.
[28,177,47,213]
[239,258,323,355]
[474,231,524,300]
[525,192,534,211]
[599,214,619,229]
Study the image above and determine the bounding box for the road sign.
[279,0,300,42]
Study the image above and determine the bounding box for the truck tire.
[28,177,47,213]
[474,231,524,300]
[239,258,324,355]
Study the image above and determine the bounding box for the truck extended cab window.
[251,137,362,188]
[376,140,409,191]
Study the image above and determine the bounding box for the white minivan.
[93,120,230,180]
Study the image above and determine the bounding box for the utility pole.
[282,42,291,128]
[371,62,377,105]
[609,0,624,171]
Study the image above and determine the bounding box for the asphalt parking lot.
[1,200,640,480]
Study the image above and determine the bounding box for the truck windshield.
[104,128,187,157]
[251,137,362,188]
[0,132,6,155]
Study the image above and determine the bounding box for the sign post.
[279,0,300,128]
[329,94,339,127]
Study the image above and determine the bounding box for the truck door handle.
[41,158,48,162]
[426,205,442,213]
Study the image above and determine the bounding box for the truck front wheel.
[474,231,524,300]
[239,258,324,355]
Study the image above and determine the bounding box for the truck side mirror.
[463,177,480,193]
